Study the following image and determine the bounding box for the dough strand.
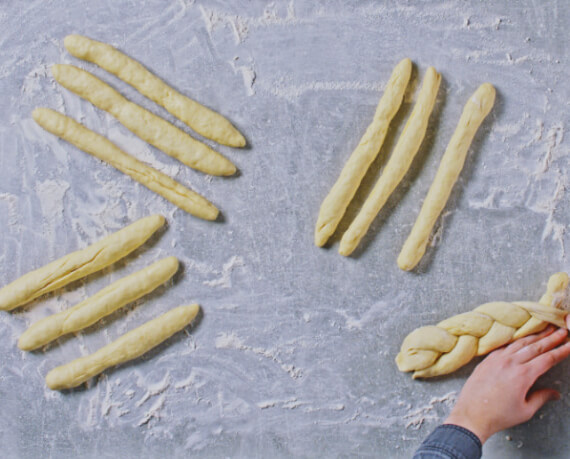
[396,272,569,379]
[397,83,496,270]
[18,256,179,351]
[64,34,246,148]
[314,58,412,247]
[45,304,200,390]
[52,64,236,176]
[33,108,219,221]
[0,215,165,311]
[339,67,441,256]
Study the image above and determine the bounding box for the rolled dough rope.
[0,215,165,311]
[64,35,246,148]
[396,272,569,379]
[51,64,236,176]
[18,256,179,351]
[314,58,412,247]
[339,67,441,256]
[397,83,496,271]
[45,304,199,390]
[33,108,219,221]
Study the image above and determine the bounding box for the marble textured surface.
[0,0,568,457]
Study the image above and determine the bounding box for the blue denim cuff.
[413,424,482,459]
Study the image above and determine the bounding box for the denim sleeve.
[412,424,482,459]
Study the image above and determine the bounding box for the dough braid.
[396,272,569,379]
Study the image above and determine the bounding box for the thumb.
[526,389,560,417]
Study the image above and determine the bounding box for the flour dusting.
[404,392,458,429]
[203,255,245,288]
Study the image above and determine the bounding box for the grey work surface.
[0,0,568,457]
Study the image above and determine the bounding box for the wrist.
[444,412,492,444]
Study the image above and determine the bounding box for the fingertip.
[532,327,552,339]
[545,327,567,343]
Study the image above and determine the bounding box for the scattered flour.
[0,192,20,229]
[203,255,245,288]
[215,332,302,379]
[336,301,388,330]
[263,79,386,102]
[404,392,458,429]
[229,59,257,96]
[200,1,300,44]
[35,179,70,219]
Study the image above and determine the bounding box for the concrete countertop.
[0,1,568,457]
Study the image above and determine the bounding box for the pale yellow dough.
[46,304,199,390]
[52,64,236,176]
[0,215,165,311]
[33,108,219,221]
[314,58,412,247]
[339,67,441,256]
[397,83,496,271]
[396,272,569,379]
[18,256,179,351]
[64,34,245,148]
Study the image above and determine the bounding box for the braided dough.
[0,215,164,311]
[33,108,219,221]
[46,304,199,390]
[397,83,496,271]
[396,272,569,379]
[64,34,246,148]
[18,256,179,351]
[314,58,412,247]
[339,67,441,256]
[52,64,236,176]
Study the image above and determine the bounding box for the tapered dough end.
[64,34,91,57]
[547,272,569,299]
[139,214,166,232]
[395,58,413,78]
[51,64,89,89]
[314,224,331,247]
[202,151,238,177]
[159,256,180,275]
[18,331,38,350]
[32,107,45,122]
[225,130,247,148]
[195,203,219,221]
[338,233,358,256]
[397,239,422,270]
[217,160,238,177]
[33,107,69,139]
[51,64,65,81]
[177,303,200,322]
[338,244,352,257]
[397,252,417,272]
[32,107,62,131]
[469,83,496,116]
[45,368,67,391]
[18,327,44,351]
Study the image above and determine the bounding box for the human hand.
[444,324,570,444]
